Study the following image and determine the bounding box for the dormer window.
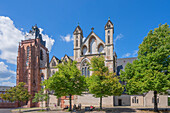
[108,24,110,28]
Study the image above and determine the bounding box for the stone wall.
[114,95,131,106]
[74,93,113,107]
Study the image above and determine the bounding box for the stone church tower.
[16,25,49,107]
[73,18,116,75]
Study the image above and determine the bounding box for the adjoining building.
[0,86,17,108]
[16,19,169,108]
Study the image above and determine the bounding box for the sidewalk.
[11,106,170,113]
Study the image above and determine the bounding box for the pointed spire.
[108,17,110,20]
[78,22,79,26]
[91,27,94,31]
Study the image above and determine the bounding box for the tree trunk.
[41,101,43,111]
[100,97,102,110]
[154,91,158,112]
[69,94,72,111]
[18,101,21,113]
[47,93,50,111]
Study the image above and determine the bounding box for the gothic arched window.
[89,37,96,54]
[40,49,43,60]
[81,60,90,77]
[108,35,110,44]
[26,46,30,64]
[52,70,55,75]
[98,44,104,53]
[82,46,87,55]
[76,39,78,47]
[132,97,138,103]
[52,61,56,66]
[41,74,44,89]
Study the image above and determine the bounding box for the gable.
[62,54,73,62]
[49,56,61,67]
[82,31,105,46]
[105,20,114,29]
[73,26,82,34]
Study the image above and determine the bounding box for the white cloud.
[0,16,25,64]
[0,81,15,87]
[122,53,131,58]
[39,28,55,52]
[122,50,138,58]
[0,62,15,78]
[0,62,16,86]
[132,50,138,57]
[60,34,73,42]
[114,33,123,43]
[0,16,55,64]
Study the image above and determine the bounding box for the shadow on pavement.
[71,108,136,113]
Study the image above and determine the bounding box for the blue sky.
[0,0,170,86]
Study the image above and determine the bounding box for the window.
[52,70,55,75]
[52,61,56,66]
[26,46,30,64]
[98,44,104,53]
[108,35,110,44]
[89,37,96,54]
[108,30,110,34]
[81,60,90,77]
[76,40,78,47]
[132,97,138,103]
[66,96,69,98]
[152,97,159,103]
[40,49,43,60]
[41,74,44,89]
[82,46,87,55]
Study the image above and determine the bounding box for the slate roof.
[117,57,137,75]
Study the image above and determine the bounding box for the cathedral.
[16,19,168,108]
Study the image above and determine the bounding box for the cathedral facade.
[17,19,168,108]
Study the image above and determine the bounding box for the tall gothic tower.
[105,18,115,72]
[73,24,83,60]
[16,25,49,107]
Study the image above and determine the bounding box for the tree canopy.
[0,82,31,112]
[32,89,49,110]
[120,24,170,111]
[87,56,123,109]
[43,60,87,111]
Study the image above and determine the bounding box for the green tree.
[0,82,31,112]
[120,24,170,112]
[32,89,49,111]
[87,56,123,109]
[43,60,87,111]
